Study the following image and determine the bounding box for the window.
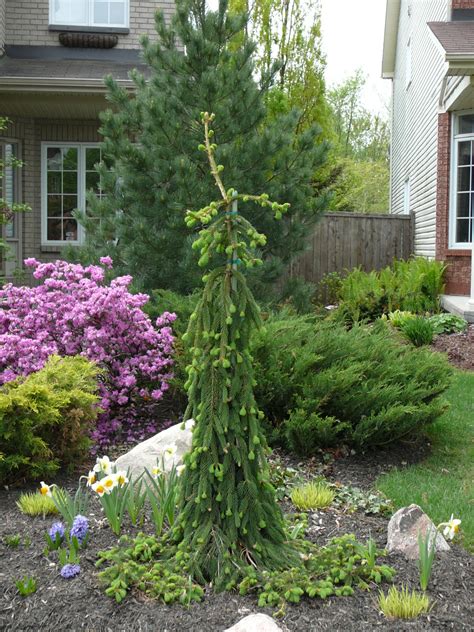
[41,144,102,245]
[450,113,474,247]
[49,0,129,28]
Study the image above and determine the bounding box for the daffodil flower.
[39,481,52,497]
[91,480,106,497]
[115,471,128,487]
[93,455,112,475]
[101,475,117,493]
[176,464,186,477]
[163,443,178,458]
[152,466,162,479]
[439,515,462,540]
[86,470,96,487]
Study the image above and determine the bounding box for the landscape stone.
[387,503,450,559]
[114,419,194,480]
[223,613,283,632]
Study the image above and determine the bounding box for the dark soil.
[1,443,472,632]
[431,325,474,371]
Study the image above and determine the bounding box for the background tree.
[326,71,390,213]
[0,118,30,262]
[73,0,329,296]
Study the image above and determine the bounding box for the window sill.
[446,248,472,256]
[49,25,130,35]
[41,244,80,253]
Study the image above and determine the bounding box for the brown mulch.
[431,325,474,371]
[1,444,473,631]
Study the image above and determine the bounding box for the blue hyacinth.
[70,515,89,544]
[48,521,65,542]
[60,564,80,579]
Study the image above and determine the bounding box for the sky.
[321,0,391,116]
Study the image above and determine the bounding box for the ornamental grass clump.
[291,481,335,510]
[379,585,430,619]
[0,257,175,449]
[16,492,58,517]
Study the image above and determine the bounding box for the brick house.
[383,0,474,314]
[0,0,174,279]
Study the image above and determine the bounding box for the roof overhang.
[382,0,401,79]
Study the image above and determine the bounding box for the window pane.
[47,147,62,171]
[458,141,472,166]
[63,171,78,194]
[62,147,78,170]
[94,0,109,24]
[459,114,474,135]
[47,171,62,194]
[47,195,62,217]
[457,192,470,217]
[86,147,101,170]
[52,0,88,24]
[458,166,471,192]
[110,2,125,24]
[63,195,78,217]
[47,218,62,241]
[63,219,78,241]
[86,171,101,193]
[456,218,471,242]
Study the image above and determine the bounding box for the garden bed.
[431,324,474,371]
[1,446,472,631]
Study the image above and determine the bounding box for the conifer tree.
[74,0,329,294]
[173,113,297,586]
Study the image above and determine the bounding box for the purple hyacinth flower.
[60,564,81,579]
[70,515,89,544]
[48,521,65,541]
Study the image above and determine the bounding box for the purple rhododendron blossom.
[70,515,89,544]
[49,521,65,541]
[0,259,176,448]
[60,564,81,579]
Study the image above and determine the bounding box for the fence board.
[289,212,414,285]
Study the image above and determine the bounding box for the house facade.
[0,0,174,279]
[383,0,474,296]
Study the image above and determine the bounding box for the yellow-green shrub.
[0,355,100,484]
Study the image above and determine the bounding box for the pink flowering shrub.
[0,258,175,449]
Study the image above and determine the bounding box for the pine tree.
[172,113,298,587]
[74,0,329,295]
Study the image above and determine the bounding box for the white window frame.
[41,142,102,247]
[49,0,130,29]
[449,110,474,249]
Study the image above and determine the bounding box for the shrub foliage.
[0,356,100,483]
[252,314,452,451]
[0,258,175,448]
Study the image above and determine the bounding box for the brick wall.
[452,0,474,8]
[0,0,5,54]
[435,112,471,295]
[5,0,175,49]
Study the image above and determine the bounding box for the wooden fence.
[288,212,414,284]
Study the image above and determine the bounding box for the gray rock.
[114,419,194,480]
[224,613,283,632]
[387,504,450,559]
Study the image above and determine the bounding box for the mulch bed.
[1,440,472,631]
[431,325,474,371]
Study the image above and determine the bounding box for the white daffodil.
[441,515,462,540]
[86,470,96,487]
[101,475,117,493]
[39,481,52,497]
[176,464,186,477]
[115,471,129,487]
[152,465,162,479]
[91,480,107,497]
[163,444,178,460]
[93,455,112,475]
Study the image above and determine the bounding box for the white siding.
[389,0,449,257]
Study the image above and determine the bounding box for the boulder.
[387,504,450,559]
[114,419,194,480]
[224,613,283,632]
